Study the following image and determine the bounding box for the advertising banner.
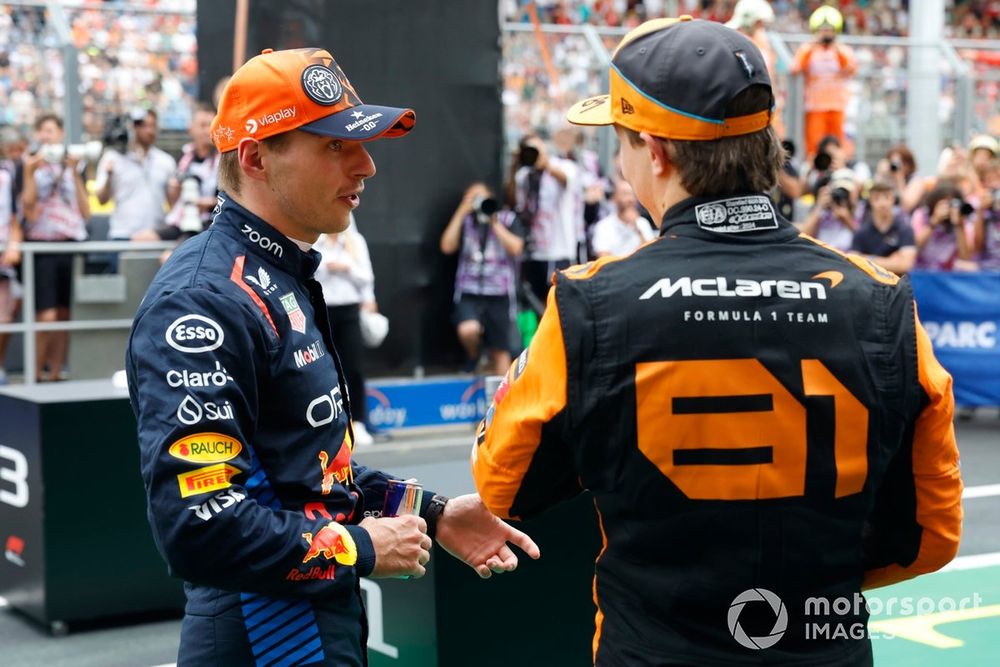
[910,271,1000,407]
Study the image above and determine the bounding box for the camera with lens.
[472,195,499,224]
[830,187,851,208]
[518,144,540,169]
[813,150,832,172]
[103,114,133,153]
[951,198,975,217]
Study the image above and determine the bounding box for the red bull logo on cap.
[301,522,357,566]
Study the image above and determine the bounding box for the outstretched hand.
[434,493,541,579]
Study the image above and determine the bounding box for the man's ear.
[237,138,266,183]
[641,132,672,178]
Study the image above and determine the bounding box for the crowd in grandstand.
[0,1,197,134]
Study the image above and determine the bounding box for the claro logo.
[166,315,225,353]
[639,276,835,301]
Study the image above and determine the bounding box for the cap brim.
[300,104,415,141]
[566,95,614,127]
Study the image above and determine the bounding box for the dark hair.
[923,181,963,213]
[886,144,916,178]
[34,113,63,131]
[216,132,291,195]
[622,85,783,196]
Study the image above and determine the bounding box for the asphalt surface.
[2,416,998,666]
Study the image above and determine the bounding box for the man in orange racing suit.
[472,17,962,667]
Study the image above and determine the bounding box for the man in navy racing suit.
[127,47,539,667]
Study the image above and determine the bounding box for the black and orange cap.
[566,16,773,141]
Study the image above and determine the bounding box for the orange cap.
[210,47,415,152]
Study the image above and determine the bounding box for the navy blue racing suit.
[126,194,431,666]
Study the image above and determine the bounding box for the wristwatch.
[424,494,449,540]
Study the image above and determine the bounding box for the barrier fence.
[0,240,175,384]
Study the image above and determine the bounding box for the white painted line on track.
[963,483,1000,499]
[942,550,1000,572]
[149,664,176,667]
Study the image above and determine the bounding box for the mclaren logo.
[639,273,843,301]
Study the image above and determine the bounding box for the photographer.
[143,102,219,241]
[914,184,976,271]
[591,179,654,258]
[441,182,525,376]
[851,178,916,275]
[875,144,925,213]
[791,6,857,158]
[512,133,581,311]
[797,169,858,252]
[973,159,1000,269]
[95,108,176,240]
[20,113,89,382]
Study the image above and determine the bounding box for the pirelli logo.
[177,463,241,498]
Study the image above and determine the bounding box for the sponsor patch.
[166,361,233,389]
[169,432,243,463]
[244,266,278,295]
[177,463,241,498]
[301,522,357,565]
[694,196,778,233]
[187,489,246,521]
[176,395,235,425]
[287,565,336,581]
[319,435,354,494]
[280,292,307,334]
[301,64,343,106]
[294,340,326,368]
[166,315,224,354]
[513,348,529,380]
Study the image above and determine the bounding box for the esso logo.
[166,315,225,354]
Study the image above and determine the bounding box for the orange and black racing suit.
[473,193,963,666]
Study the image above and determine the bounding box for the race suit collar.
[211,192,322,277]
[658,193,797,241]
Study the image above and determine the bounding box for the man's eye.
[329,140,342,152]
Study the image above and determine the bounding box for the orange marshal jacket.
[472,193,962,666]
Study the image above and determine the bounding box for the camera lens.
[519,145,539,168]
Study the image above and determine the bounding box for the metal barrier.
[0,240,175,384]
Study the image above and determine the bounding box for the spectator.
[914,184,976,271]
[851,177,917,274]
[137,102,219,242]
[20,113,89,382]
[591,180,654,257]
[0,152,22,384]
[440,182,525,376]
[968,134,998,184]
[0,126,26,210]
[95,108,177,241]
[315,217,379,446]
[875,143,925,213]
[512,133,581,312]
[798,168,859,252]
[974,158,1000,268]
[792,6,858,157]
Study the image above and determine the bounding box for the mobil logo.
[367,387,407,429]
[439,377,487,422]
